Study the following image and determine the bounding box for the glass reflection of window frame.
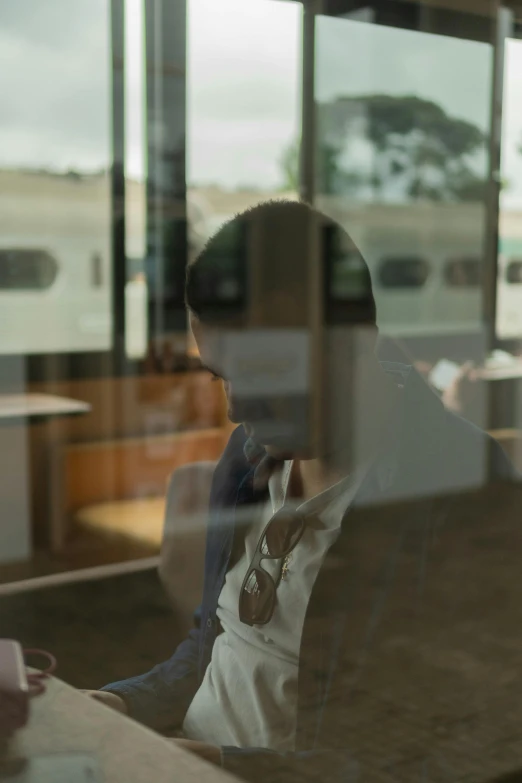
[313,1,518,357]
[0,0,114,375]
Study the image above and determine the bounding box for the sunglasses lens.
[263,509,303,558]
[239,568,275,625]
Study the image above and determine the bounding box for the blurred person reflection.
[85,202,516,781]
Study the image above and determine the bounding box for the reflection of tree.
[280,95,488,202]
[279,138,366,194]
[320,143,368,195]
[279,142,300,192]
[363,95,485,200]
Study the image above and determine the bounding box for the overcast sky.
[0,0,111,173]
[1,0,522,205]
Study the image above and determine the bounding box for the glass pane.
[315,14,492,338]
[186,0,302,245]
[497,38,522,339]
[0,0,112,355]
[3,3,522,780]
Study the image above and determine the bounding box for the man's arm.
[100,610,202,733]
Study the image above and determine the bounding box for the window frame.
[2,0,519,384]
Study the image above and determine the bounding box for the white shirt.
[182,462,367,751]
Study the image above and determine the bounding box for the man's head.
[185,199,378,459]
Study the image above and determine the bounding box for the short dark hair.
[185,199,376,326]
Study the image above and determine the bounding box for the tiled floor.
[0,568,177,690]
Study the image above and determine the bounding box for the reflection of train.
[0,173,210,356]
[3,172,522,356]
[184,193,522,340]
[0,170,112,355]
[497,243,522,339]
[317,199,522,340]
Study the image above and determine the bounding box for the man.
[88,201,516,781]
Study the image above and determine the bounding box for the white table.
[0,395,91,564]
[1,675,235,783]
[474,361,522,381]
[0,394,91,421]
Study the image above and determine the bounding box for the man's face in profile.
[192,314,378,462]
[192,317,312,459]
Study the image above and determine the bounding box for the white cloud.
[187,0,302,188]
[0,0,110,172]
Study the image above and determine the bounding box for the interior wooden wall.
[27,371,230,548]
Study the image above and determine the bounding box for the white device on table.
[0,640,29,737]
[0,640,57,740]
[429,359,461,392]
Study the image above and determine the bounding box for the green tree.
[279,138,366,197]
[279,140,300,192]
[319,94,487,202]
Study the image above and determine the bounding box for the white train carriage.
[3,173,522,359]
[0,170,112,355]
[319,199,522,340]
[496,210,522,340]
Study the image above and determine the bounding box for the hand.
[82,690,128,715]
[170,738,221,766]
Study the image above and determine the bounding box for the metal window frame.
[0,0,132,384]
[1,0,517,385]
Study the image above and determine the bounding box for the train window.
[444,258,481,287]
[506,260,522,284]
[0,249,58,291]
[378,257,430,289]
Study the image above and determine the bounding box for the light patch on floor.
[75,497,166,547]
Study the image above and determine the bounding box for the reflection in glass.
[315,14,491,338]
[0,0,112,355]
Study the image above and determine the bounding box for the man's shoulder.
[221,424,250,465]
